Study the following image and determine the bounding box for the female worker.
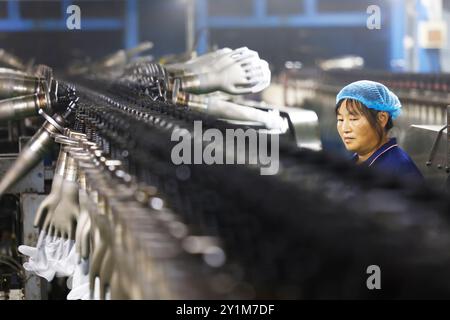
[335,80,423,182]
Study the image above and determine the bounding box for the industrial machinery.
[0,51,78,300]
[1,47,450,300]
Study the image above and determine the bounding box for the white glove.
[169,47,270,94]
[251,60,271,93]
[204,47,260,71]
[264,109,289,131]
[197,97,287,130]
[20,234,63,282]
[67,258,91,300]
[196,59,269,94]
[183,47,270,94]
[67,281,91,300]
[20,231,50,273]
[54,239,77,277]
[167,48,233,74]
[18,230,46,260]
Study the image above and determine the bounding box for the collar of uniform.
[352,138,398,166]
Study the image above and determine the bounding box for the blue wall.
[0,0,408,73]
[195,0,402,72]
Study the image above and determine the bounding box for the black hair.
[336,98,393,140]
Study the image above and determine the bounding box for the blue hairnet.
[336,80,402,120]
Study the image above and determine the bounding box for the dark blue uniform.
[352,138,424,183]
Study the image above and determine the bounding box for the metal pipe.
[125,41,153,59]
[0,76,45,98]
[0,49,26,70]
[0,93,50,122]
[0,114,65,196]
[0,67,30,77]
[186,0,195,54]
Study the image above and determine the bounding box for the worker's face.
[336,100,380,156]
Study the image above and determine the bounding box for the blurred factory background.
[0,0,449,301]
[0,0,449,72]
